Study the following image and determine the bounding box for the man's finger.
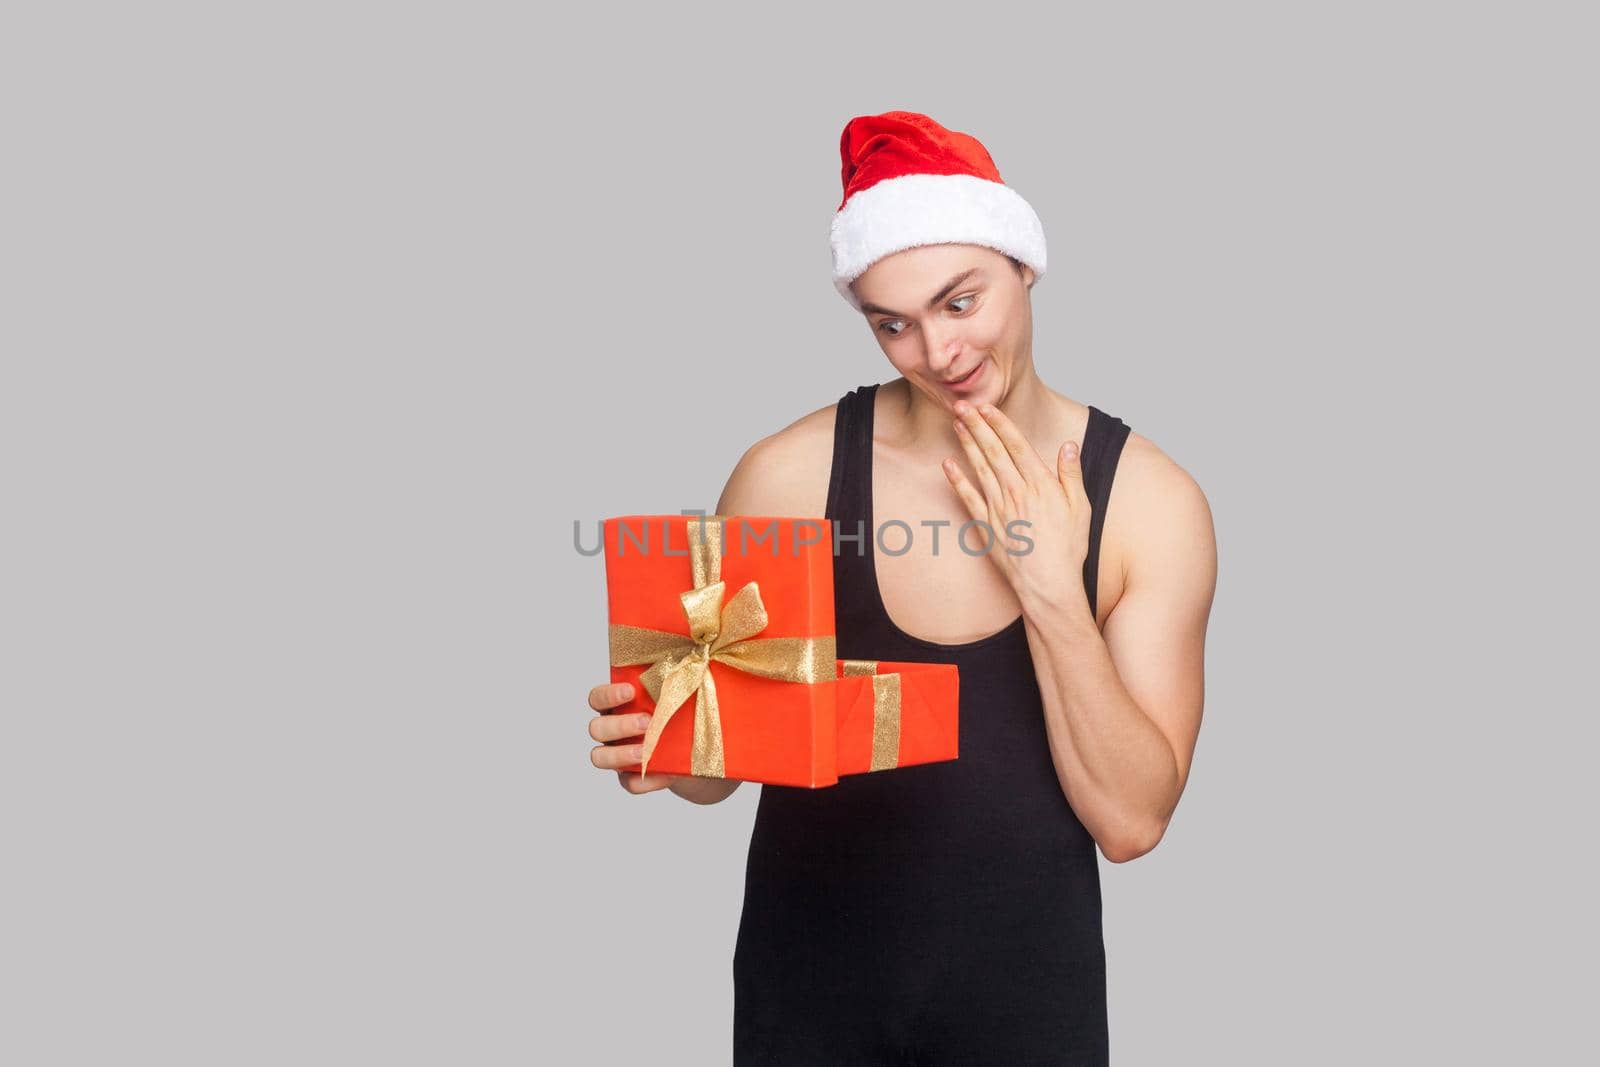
[588,682,635,712]
[956,404,1027,498]
[1057,439,1087,503]
[943,457,988,523]
[953,418,1006,508]
[589,711,652,743]
[620,771,676,794]
[591,742,647,770]
[977,402,1050,484]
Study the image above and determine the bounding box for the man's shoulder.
[716,399,840,518]
[1112,429,1194,493]
[1102,426,1215,588]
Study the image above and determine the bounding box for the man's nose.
[923,325,960,372]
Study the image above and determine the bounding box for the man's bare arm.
[1025,447,1216,861]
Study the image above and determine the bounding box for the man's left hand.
[942,400,1092,618]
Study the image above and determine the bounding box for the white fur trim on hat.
[829,172,1048,310]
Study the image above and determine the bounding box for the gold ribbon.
[841,660,903,771]
[607,516,835,777]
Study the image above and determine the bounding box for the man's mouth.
[941,360,986,390]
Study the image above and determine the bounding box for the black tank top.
[733,382,1132,1066]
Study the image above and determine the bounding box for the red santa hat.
[829,110,1048,310]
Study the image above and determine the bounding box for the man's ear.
[1020,263,1036,291]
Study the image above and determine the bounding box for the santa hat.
[829,111,1048,310]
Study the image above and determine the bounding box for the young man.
[586,111,1215,1064]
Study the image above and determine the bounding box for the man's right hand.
[588,682,676,794]
[586,682,741,803]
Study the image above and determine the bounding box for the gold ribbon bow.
[607,516,836,777]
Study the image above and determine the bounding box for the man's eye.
[878,320,908,337]
[950,295,976,314]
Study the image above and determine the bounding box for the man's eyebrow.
[858,268,981,318]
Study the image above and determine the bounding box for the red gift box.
[834,659,960,777]
[603,514,840,787]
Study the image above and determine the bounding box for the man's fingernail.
[635,715,652,732]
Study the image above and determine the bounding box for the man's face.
[850,244,1036,413]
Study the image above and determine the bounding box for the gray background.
[4,2,1595,1063]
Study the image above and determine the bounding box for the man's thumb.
[1058,439,1083,487]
